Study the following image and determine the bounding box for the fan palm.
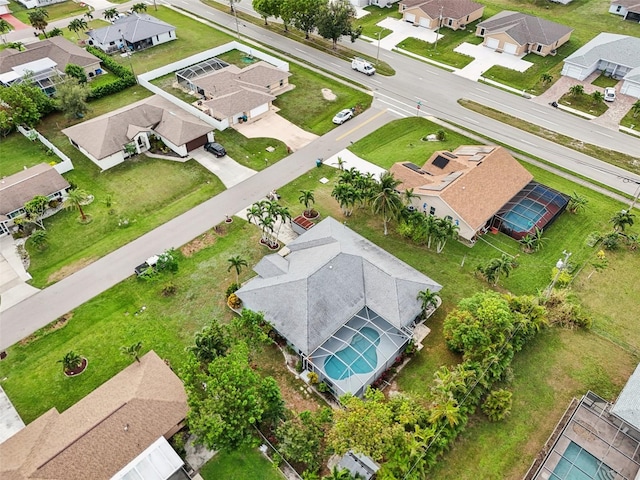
[371,172,403,235]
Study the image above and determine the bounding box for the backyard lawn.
[353,5,402,40]
[0,133,58,177]
[200,448,284,480]
[9,0,88,24]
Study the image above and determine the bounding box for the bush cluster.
[86,46,136,99]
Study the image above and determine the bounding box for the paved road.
[0,108,392,350]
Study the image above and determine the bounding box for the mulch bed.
[64,357,88,377]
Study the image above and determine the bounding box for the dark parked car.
[204,142,226,157]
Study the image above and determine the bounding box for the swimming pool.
[501,198,547,233]
[324,327,380,380]
[551,441,615,480]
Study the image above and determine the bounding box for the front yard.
[9,0,88,24]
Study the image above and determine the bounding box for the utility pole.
[433,4,443,51]
[376,30,382,65]
[546,250,572,299]
[623,178,640,211]
[230,0,240,39]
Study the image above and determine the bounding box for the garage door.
[185,135,208,152]
[504,42,518,54]
[485,37,499,49]
[622,82,640,98]
[405,13,415,23]
[563,65,584,80]
[419,17,430,28]
[250,103,269,118]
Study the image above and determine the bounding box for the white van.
[352,57,376,76]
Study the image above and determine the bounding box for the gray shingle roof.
[236,217,441,355]
[62,95,212,160]
[564,33,640,70]
[0,164,69,215]
[0,37,100,75]
[477,11,573,46]
[611,0,640,12]
[611,363,640,430]
[401,0,484,21]
[87,13,175,45]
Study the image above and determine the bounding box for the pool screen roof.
[495,181,569,221]
[175,57,229,81]
[309,307,410,398]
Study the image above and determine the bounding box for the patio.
[454,42,533,81]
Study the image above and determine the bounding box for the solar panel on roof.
[432,155,450,169]
[403,162,425,174]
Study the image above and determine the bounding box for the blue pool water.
[324,327,380,380]
[551,441,614,480]
[502,198,548,233]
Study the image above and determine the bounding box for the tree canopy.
[316,0,361,49]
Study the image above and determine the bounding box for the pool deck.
[528,392,640,480]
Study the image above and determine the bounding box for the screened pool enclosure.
[308,307,411,398]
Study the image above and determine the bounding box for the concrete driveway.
[189,148,257,188]
[454,42,533,81]
[234,109,318,152]
[0,236,39,313]
[376,17,441,50]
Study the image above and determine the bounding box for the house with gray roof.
[611,363,640,430]
[562,33,640,98]
[610,0,640,21]
[87,13,176,54]
[62,95,214,171]
[182,60,291,127]
[475,11,573,56]
[236,217,442,398]
[399,0,484,31]
[0,163,70,237]
[0,37,102,95]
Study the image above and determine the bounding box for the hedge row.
[86,46,137,99]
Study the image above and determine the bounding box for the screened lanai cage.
[491,181,570,241]
[308,307,411,398]
[175,57,229,95]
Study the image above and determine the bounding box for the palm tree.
[0,18,10,43]
[424,213,438,249]
[246,203,263,226]
[611,209,635,232]
[64,189,89,221]
[120,341,143,363]
[567,191,588,214]
[632,100,640,118]
[403,187,419,207]
[334,156,346,171]
[273,204,291,239]
[323,466,352,480]
[298,190,316,217]
[429,396,461,428]
[28,8,49,38]
[592,91,604,104]
[68,18,88,35]
[103,8,119,21]
[332,183,356,217]
[132,2,147,12]
[58,351,82,373]
[569,84,584,97]
[520,227,547,253]
[540,72,553,85]
[417,289,439,319]
[227,255,248,284]
[84,8,94,20]
[371,172,403,235]
[435,217,459,253]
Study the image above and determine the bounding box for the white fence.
[17,126,74,174]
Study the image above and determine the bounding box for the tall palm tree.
[424,213,437,249]
[246,203,263,226]
[227,255,248,284]
[132,2,147,12]
[298,190,315,217]
[120,341,143,363]
[611,209,635,232]
[274,204,291,239]
[68,18,88,35]
[84,8,94,20]
[64,189,89,221]
[371,172,403,235]
[0,18,11,43]
[403,187,419,207]
[490,254,517,286]
[103,8,119,21]
[332,183,356,217]
[435,217,459,253]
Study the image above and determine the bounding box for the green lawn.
[620,106,640,130]
[591,74,619,88]
[213,129,288,171]
[9,0,89,24]
[274,64,372,135]
[397,28,479,70]
[200,448,284,480]
[0,134,59,177]
[353,5,402,40]
[61,19,109,45]
[558,92,609,117]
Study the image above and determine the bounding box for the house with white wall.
[87,13,176,54]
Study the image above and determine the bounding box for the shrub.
[307,371,319,384]
[482,389,513,422]
[227,293,241,309]
[601,232,620,250]
[48,199,59,208]
[86,46,136,99]
[317,382,328,393]
[225,282,240,299]
[550,267,572,288]
[295,360,303,373]
[156,248,179,273]
[65,63,87,83]
[161,282,177,297]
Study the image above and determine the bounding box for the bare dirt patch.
[321,88,337,101]
[19,312,73,346]
[47,257,98,284]
[181,232,219,257]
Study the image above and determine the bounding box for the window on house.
[536,44,542,52]
[616,5,622,11]
[430,206,436,215]
[445,215,452,221]
[280,79,284,87]
[480,28,485,36]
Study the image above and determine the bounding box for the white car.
[604,87,616,102]
[332,109,353,125]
